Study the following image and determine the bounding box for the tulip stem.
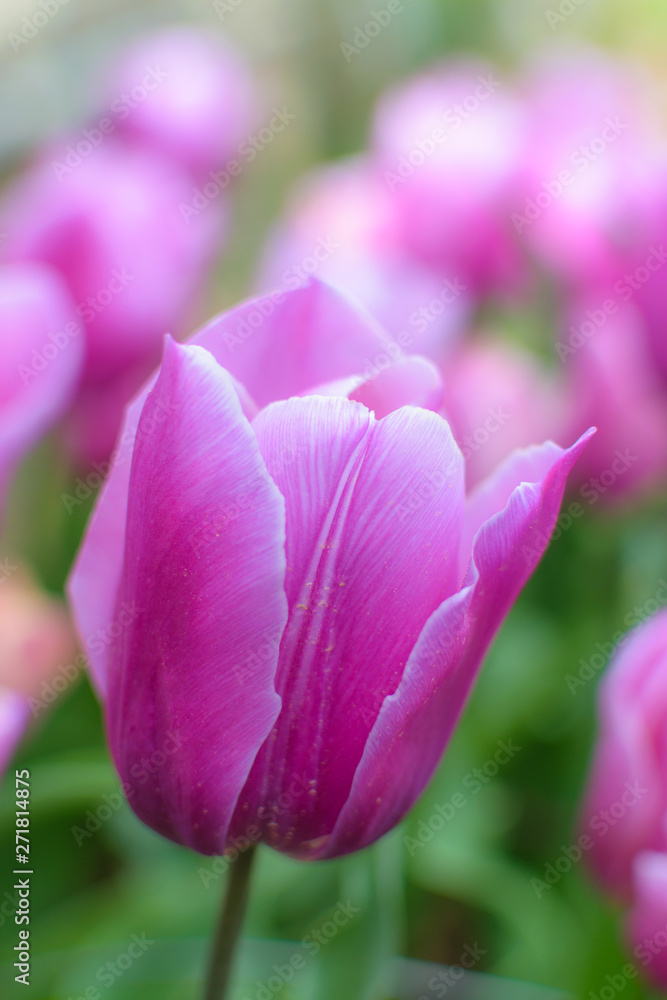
[203,845,256,1000]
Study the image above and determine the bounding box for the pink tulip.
[582,610,667,987]
[0,261,82,507]
[0,141,225,466]
[582,610,667,898]
[441,339,569,490]
[107,26,255,180]
[371,60,526,296]
[560,302,667,501]
[513,51,665,291]
[68,283,591,859]
[257,156,469,360]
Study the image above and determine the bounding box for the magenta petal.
[192,278,390,408]
[98,338,287,853]
[320,430,592,858]
[228,397,464,855]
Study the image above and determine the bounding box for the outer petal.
[320,430,592,858]
[104,338,287,853]
[228,397,464,855]
[0,262,82,504]
[582,611,667,898]
[192,279,391,408]
[627,851,667,987]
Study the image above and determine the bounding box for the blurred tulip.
[371,60,526,296]
[107,25,256,181]
[442,338,569,490]
[68,284,591,858]
[582,610,667,898]
[582,610,667,987]
[0,261,82,508]
[513,51,667,291]
[257,156,469,360]
[0,142,225,466]
[0,570,76,773]
[561,302,667,501]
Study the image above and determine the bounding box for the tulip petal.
[104,338,287,853]
[321,431,592,858]
[192,278,390,407]
[229,396,464,854]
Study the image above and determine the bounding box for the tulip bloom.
[561,303,667,501]
[69,284,591,859]
[0,262,82,509]
[442,339,569,490]
[257,156,469,360]
[0,140,224,467]
[107,26,256,180]
[514,52,664,291]
[581,610,667,988]
[371,61,526,296]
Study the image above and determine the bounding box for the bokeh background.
[1,0,667,997]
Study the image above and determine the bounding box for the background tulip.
[0,261,83,509]
[371,61,526,296]
[256,156,469,358]
[582,609,667,900]
[582,609,667,988]
[0,142,225,467]
[107,25,256,181]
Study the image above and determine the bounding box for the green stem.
[203,845,256,1000]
